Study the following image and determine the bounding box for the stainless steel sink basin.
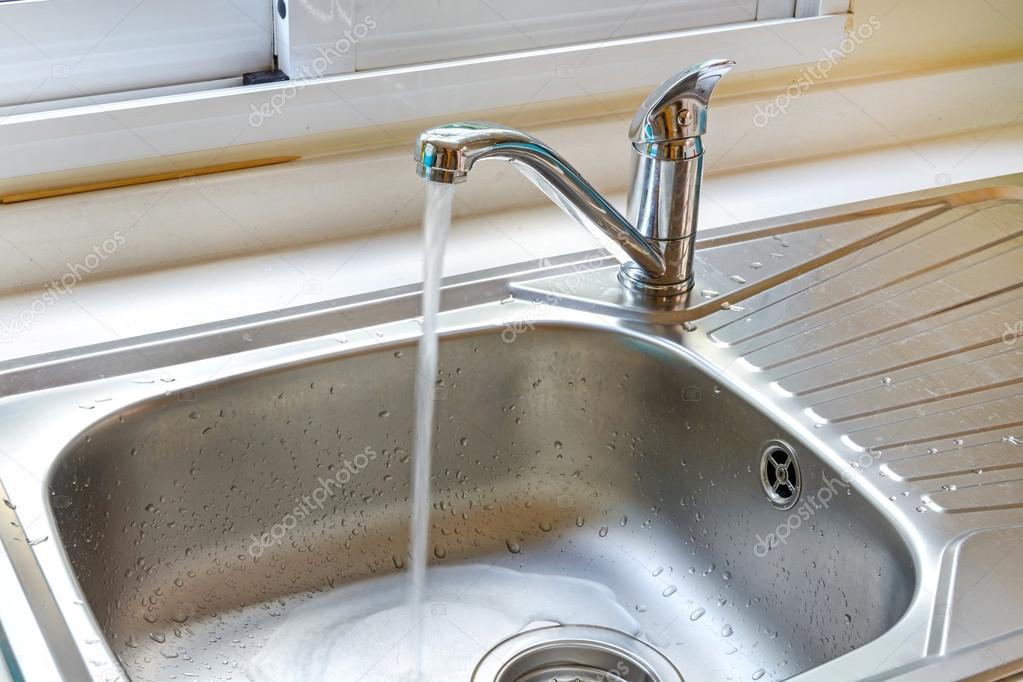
[1,176,1022,681]
[47,325,914,681]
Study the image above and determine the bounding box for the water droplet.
[753,669,766,680]
[505,540,521,554]
[881,377,892,385]
[150,632,166,644]
[598,525,608,537]
[433,545,446,559]
[749,261,763,269]
[689,607,706,621]
[729,275,747,284]
[682,321,698,332]
[721,624,733,637]
[378,410,390,418]
[662,585,677,597]
[635,604,648,613]
[538,521,552,532]
[652,566,663,577]
[700,289,719,298]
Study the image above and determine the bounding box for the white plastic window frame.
[275,0,851,80]
[0,0,273,109]
[0,0,851,181]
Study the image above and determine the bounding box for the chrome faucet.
[413,59,734,299]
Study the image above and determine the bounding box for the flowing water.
[407,183,456,680]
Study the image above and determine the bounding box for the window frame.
[0,3,851,182]
[0,0,274,108]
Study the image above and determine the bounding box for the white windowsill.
[1,117,1020,364]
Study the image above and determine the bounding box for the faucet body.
[414,59,733,299]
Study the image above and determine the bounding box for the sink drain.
[472,625,684,682]
[760,439,800,510]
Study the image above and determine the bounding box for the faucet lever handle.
[629,59,735,147]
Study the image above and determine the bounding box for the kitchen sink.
[1,176,1022,681]
[47,326,914,681]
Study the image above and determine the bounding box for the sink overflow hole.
[760,440,800,510]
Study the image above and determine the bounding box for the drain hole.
[473,625,684,682]
[760,441,800,510]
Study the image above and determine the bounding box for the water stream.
[407,182,456,680]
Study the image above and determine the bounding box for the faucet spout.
[414,122,667,277]
[413,60,733,301]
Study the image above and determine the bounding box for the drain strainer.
[472,625,684,682]
[760,439,800,510]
